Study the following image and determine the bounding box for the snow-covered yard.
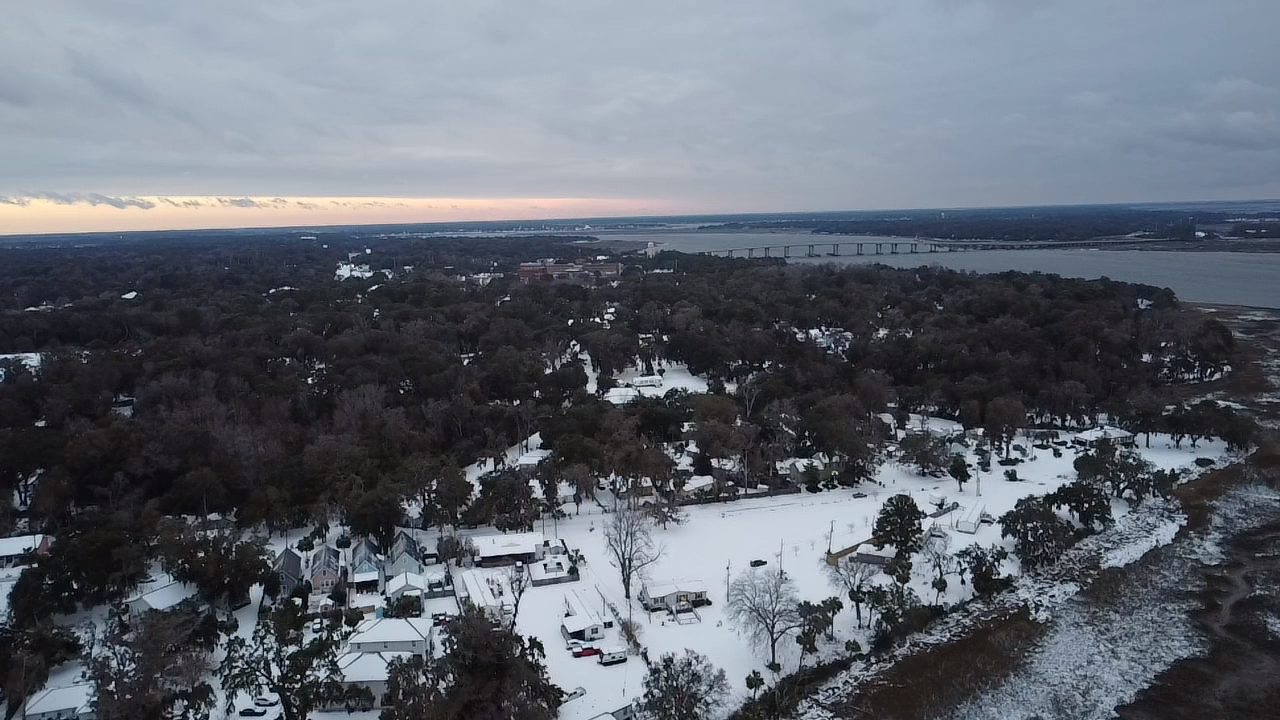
[505,432,1227,718]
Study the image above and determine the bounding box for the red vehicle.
[568,641,600,658]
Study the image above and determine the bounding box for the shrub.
[1003,469,1020,482]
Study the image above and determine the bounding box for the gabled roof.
[338,651,413,682]
[127,581,195,612]
[349,618,434,646]
[391,531,419,562]
[274,548,302,578]
[562,590,602,634]
[311,545,341,576]
[386,572,427,595]
[0,534,46,558]
[24,684,94,717]
[643,580,707,600]
[352,537,380,565]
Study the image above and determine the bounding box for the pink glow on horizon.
[0,196,691,234]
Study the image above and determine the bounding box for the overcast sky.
[2,0,1278,232]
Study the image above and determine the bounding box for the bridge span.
[698,237,1153,259]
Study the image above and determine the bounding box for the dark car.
[239,708,268,717]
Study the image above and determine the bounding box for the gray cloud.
[1,0,1278,210]
[0,192,155,209]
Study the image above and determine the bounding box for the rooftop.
[0,534,46,558]
[338,651,413,682]
[643,580,708,599]
[25,684,94,716]
[349,618,434,646]
[472,532,544,558]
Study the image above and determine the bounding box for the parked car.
[239,708,268,717]
[311,618,324,633]
[253,697,279,708]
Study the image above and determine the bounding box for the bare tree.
[922,532,960,603]
[91,607,216,720]
[726,567,802,670]
[604,505,663,600]
[825,557,878,628]
[506,563,531,626]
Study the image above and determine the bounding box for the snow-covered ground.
[501,433,1226,718]
[935,481,1280,720]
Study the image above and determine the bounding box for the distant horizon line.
[3,196,1278,239]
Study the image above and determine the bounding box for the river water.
[608,231,1280,309]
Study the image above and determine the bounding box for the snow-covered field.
[936,481,1280,720]
[494,433,1227,718]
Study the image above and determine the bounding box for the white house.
[126,581,195,615]
[471,532,546,566]
[347,618,435,655]
[561,589,604,642]
[1073,426,1136,448]
[639,581,708,613]
[454,568,511,622]
[0,534,50,569]
[386,572,428,602]
[335,652,412,709]
[23,684,94,720]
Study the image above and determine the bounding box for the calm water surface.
[611,231,1280,309]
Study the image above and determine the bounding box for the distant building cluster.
[518,260,623,284]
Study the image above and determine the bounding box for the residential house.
[310,545,343,595]
[126,580,195,615]
[334,652,412,710]
[0,534,50,570]
[23,684,95,720]
[348,617,435,655]
[386,572,427,603]
[561,589,604,642]
[454,568,512,622]
[350,538,382,592]
[639,581,709,613]
[472,532,546,567]
[1073,426,1136,448]
[384,531,423,580]
[273,548,304,598]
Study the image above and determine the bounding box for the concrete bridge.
[698,236,1153,259]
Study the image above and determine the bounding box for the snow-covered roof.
[351,570,380,584]
[516,449,552,467]
[472,532,544,558]
[682,475,714,493]
[422,564,448,583]
[643,580,707,600]
[1074,426,1134,442]
[0,534,46,558]
[349,618,433,646]
[338,651,413,682]
[562,590,602,634]
[128,581,194,612]
[386,572,427,595]
[25,684,94,717]
[457,569,505,610]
